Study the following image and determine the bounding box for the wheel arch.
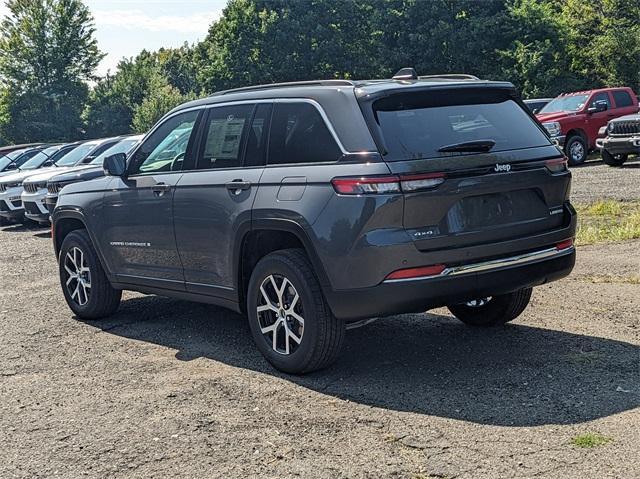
[235,219,331,312]
[53,211,88,257]
[565,128,588,144]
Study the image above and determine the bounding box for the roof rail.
[418,74,480,81]
[212,79,355,97]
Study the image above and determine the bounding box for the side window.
[589,92,610,109]
[245,104,272,167]
[129,110,199,175]
[196,104,253,170]
[268,102,341,165]
[612,90,633,108]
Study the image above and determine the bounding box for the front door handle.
[225,179,251,195]
[152,183,172,196]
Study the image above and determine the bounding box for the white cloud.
[92,8,222,34]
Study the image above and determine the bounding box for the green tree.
[83,51,158,137]
[84,47,199,137]
[0,0,103,142]
[131,71,195,133]
[561,0,640,92]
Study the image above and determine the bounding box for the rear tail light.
[556,238,574,250]
[331,176,401,195]
[385,264,446,281]
[399,172,445,192]
[331,172,445,195]
[545,157,568,173]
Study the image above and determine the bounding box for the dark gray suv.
[52,71,577,373]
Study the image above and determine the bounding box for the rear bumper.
[596,136,640,155]
[326,246,576,321]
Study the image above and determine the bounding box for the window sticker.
[205,116,246,160]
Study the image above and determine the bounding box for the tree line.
[0,0,638,145]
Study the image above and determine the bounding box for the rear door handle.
[152,183,172,196]
[225,179,251,194]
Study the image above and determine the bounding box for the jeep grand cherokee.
[51,69,577,374]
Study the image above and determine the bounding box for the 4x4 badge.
[494,163,511,172]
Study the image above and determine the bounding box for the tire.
[601,149,628,167]
[448,288,533,327]
[247,248,345,374]
[565,135,588,165]
[59,229,121,320]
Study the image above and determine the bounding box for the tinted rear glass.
[613,90,633,108]
[373,90,551,161]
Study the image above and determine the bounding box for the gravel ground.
[570,155,640,203]
[1,164,639,479]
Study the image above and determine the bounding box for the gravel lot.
[570,155,640,203]
[1,162,638,478]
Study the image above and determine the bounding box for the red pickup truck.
[536,87,639,165]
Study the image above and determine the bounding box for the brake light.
[545,157,568,173]
[556,239,574,250]
[331,172,445,195]
[385,264,446,280]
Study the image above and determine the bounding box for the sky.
[1,0,229,76]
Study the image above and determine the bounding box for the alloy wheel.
[64,246,91,306]
[569,141,584,163]
[465,297,492,308]
[256,274,304,355]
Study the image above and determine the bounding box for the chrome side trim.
[384,246,575,283]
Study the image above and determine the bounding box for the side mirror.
[587,100,608,114]
[103,152,127,177]
[6,162,18,170]
[43,159,54,167]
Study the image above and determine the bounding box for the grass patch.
[576,200,640,245]
[571,432,612,448]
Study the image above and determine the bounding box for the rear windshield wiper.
[437,139,496,153]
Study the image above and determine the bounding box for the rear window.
[373,90,551,161]
[612,90,633,108]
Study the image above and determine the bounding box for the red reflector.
[385,264,446,280]
[556,239,573,250]
[545,157,568,173]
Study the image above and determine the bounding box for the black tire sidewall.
[602,149,627,167]
[247,254,323,373]
[59,230,112,319]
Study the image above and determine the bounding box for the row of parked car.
[0,135,143,226]
[524,86,640,166]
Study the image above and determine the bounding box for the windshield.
[373,90,551,161]
[90,138,141,165]
[0,149,27,169]
[19,146,60,170]
[0,155,11,170]
[55,143,97,167]
[539,95,589,114]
